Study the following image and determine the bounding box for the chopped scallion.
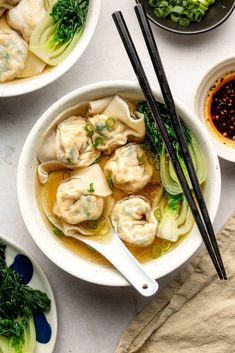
[53,227,63,237]
[87,182,95,193]
[105,117,116,129]
[154,208,162,222]
[92,137,103,148]
[108,176,113,188]
[85,124,94,136]
[149,0,215,27]
[161,239,172,250]
[151,245,162,259]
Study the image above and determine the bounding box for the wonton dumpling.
[87,95,145,153]
[7,0,46,42]
[111,196,157,247]
[105,144,153,193]
[0,0,19,16]
[53,180,104,225]
[0,20,28,83]
[38,112,100,184]
[55,116,100,167]
[45,164,113,236]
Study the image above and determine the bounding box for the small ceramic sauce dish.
[195,56,235,162]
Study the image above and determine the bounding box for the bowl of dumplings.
[17,81,221,286]
[0,0,101,97]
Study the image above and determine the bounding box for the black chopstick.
[112,11,226,280]
[134,4,226,280]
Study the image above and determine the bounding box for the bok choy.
[137,101,206,195]
[29,0,89,66]
[155,192,194,242]
[0,241,51,353]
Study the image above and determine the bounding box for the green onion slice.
[105,117,116,129]
[108,176,113,188]
[161,239,171,250]
[154,155,160,170]
[154,207,162,222]
[151,245,162,259]
[87,182,95,193]
[85,124,94,136]
[92,137,103,148]
[149,0,158,7]
[53,226,63,237]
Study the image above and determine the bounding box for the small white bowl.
[17,81,221,287]
[195,56,235,163]
[0,0,101,97]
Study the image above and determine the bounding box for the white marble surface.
[0,1,235,352]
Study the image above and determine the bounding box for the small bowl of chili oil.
[195,57,235,162]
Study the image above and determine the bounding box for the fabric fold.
[115,212,235,353]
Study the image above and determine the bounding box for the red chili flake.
[210,76,235,142]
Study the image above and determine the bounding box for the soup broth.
[36,146,187,267]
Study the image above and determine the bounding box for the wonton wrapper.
[87,95,145,153]
[105,144,153,192]
[42,164,114,236]
[7,0,46,42]
[37,96,145,184]
[37,102,100,184]
[16,50,46,78]
[111,196,158,247]
[0,0,19,16]
[0,17,28,83]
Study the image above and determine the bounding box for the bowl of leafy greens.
[17,81,221,286]
[0,0,101,97]
[0,234,57,353]
[137,0,235,34]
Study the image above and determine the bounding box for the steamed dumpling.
[7,0,46,42]
[45,164,114,236]
[104,144,153,193]
[55,116,100,167]
[53,179,104,225]
[0,25,28,82]
[111,196,158,247]
[0,0,19,16]
[37,114,100,184]
[87,95,145,153]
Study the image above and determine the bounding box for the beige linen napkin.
[115,212,235,353]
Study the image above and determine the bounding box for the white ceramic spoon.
[74,226,159,297]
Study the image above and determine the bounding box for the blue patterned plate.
[0,233,57,353]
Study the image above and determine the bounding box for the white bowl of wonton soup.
[0,0,101,97]
[17,81,221,286]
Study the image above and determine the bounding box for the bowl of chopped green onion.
[136,0,235,34]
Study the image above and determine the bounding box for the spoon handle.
[95,232,159,297]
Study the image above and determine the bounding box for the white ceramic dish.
[195,56,235,163]
[17,81,221,287]
[0,0,101,97]
[0,233,57,353]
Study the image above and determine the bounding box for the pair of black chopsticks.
[112,5,227,280]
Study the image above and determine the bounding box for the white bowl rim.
[0,0,101,97]
[194,55,235,162]
[17,80,221,286]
